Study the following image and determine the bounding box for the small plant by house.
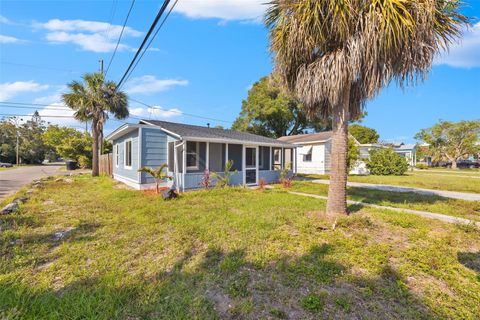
[212,160,236,188]
[200,169,212,189]
[279,162,294,188]
[138,164,173,194]
[367,148,408,175]
[257,178,267,191]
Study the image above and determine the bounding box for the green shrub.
[300,292,328,313]
[366,148,408,175]
[415,163,429,170]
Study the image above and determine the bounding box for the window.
[303,153,312,162]
[115,144,119,167]
[168,142,174,172]
[124,140,132,168]
[186,141,199,170]
[272,148,282,169]
[259,146,270,170]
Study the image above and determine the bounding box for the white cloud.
[175,0,265,21]
[0,81,49,101]
[0,15,11,24]
[0,34,22,43]
[33,86,66,105]
[37,19,142,53]
[34,103,81,128]
[435,22,480,68]
[125,75,188,94]
[129,106,182,119]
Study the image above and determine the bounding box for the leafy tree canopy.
[349,124,379,144]
[43,125,92,166]
[232,76,329,138]
[415,120,480,168]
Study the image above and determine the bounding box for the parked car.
[0,162,13,168]
[443,160,480,169]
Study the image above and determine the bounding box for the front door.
[245,146,258,185]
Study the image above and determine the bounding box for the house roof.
[277,131,333,144]
[140,120,293,147]
[394,144,416,151]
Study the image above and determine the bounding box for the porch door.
[245,146,258,185]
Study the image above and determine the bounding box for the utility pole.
[99,59,104,155]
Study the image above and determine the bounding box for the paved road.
[0,164,64,200]
[311,179,480,201]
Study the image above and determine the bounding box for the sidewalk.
[289,191,480,227]
[311,179,480,201]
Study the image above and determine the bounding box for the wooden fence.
[99,153,113,176]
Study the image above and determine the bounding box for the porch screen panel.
[168,142,174,172]
[198,142,207,172]
[209,143,225,172]
[228,144,242,171]
[259,146,270,170]
[284,148,293,169]
[176,142,183,173]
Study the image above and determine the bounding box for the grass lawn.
[1,176,479,319]
[300,171,480,194]
[289,181,480,222]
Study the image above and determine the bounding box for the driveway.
[311,179,480,201]
[0,164,64,200]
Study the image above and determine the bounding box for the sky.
[0,0,479,143]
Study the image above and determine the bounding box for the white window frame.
[124,139,133,170]
[115,144,120,168]
[186,141,199,170]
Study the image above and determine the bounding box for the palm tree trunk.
[326,89,350,216]
[92,119,99,177]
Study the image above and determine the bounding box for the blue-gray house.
[106,120,296,191]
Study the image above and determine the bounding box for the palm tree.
[63,72,129,176]
[138,164,173,194]
[266,0,467,216]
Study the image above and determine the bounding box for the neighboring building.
[392,143,417,167]
[278,132,417,175]
[278,132,333,175]
[106,120,295,191]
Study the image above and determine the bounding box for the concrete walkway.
[0,164,64,200]
[311,179,480,201]
[289,191,480,227]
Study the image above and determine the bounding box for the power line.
[105,0,136,77]
[129,98,233,124]
[116,0,171,89]
[120,0,179,86]
[0,100,233,125]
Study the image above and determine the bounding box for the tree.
[347,138,360,171]
[43,125,93,167]
[138,164,173,194]
[0,120,16,163]
[18,113,48,164]
[266,0,466,216]
[232,75,328,138]
[63,72,129,176]
[415,120,480,169]
[349,124,379,144]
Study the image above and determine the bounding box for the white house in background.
[278,132,416,175]
[278,132,334,175]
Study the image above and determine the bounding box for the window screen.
[284,148,293,169]
[259,146,270,170]
[209,143,225,172]
[228,144,242,171]
[168,142,174,172]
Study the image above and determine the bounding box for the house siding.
[141,128,168,184]
[112,129,140,183]
[324,141,332,173]
[296,143,327,174]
